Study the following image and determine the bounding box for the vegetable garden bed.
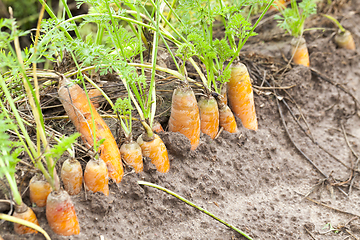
[1,0,360,239]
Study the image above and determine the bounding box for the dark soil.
[2,0,360,239]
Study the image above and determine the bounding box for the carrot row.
[58,77,124,183]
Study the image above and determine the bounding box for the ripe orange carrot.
[270,0,286,11]
[46,190,80,236]
[29,175,52,207]
[152,120,164,133]
[218,103,238,133]
[198,96,219,139]
[291,37,310,67]
[137,134,170,173]
[13,203,39,234]
[61,158,83,195]
[168,86,200,150]
[335,30,356,50]
[228,63,258,131]
[120,141,143,173]
[84,158,109,196]
[58,77,123,183]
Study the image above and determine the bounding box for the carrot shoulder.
[198,96,219,139]
[291,37,310,67]
[61,158,83,196]
[84,158,109,196]
[13,203,39,234]
[137,134,169,173]
[335,30,356,50]
[29,175,52,208]
[120,141,143,173]
[168,86,200,150]
[46,190,80,236]
[228,63,258,131]
[58,77,123,183]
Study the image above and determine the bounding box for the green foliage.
[225,13,257,41]
[113,97,133,116]
[44,133,80,161]
[275,0,317,37]
[0,114,22,177]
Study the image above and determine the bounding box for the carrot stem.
[322,14,345,32]
[0,214,51,240]
[138,181,253,240]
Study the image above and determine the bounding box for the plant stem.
[138,181,253,240]
[0,214,51,240]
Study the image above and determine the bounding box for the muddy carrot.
[168,86,200,150]
[13,203,39,234]
[58,77,123,183]
[198,96,219,139]
[61,158,83,196]
[228,63,258,131]
[120,141,144,173]
[84,158,109,196]
[46,190,80,236]
[322,14,356,50]
[29,175,52,208]
[335,30,356,50]
[290,37,310,67]
[137,134,170,173]
[152,120,164,133]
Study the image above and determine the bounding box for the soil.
[1,1,360,239]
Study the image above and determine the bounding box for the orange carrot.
[198,96,219,139]
[83,158,109,196]
[218,103,238,133]
[335,30,356,50]
[13,203,39,234]
[228,63,258,131]
[46,190,80,236]
[58,77,123,183]
[137,134,170,173]
[168,86,200,150]
[152,120,164,133]
[87,88,103,108]
[29,175,52,207]
[120,141,143,173]
[270,0,286,11]
[61,158,83,196]
[290,37,310,67]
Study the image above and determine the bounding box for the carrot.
[61,158,83,196]
[168,86,200,150]
[58,77,124,183]
[120,140,143,173]
[46,190,80,236]
[290,37,310,67]
[220,83,227,106]
[83,158,109,196]
[218,103,238,133]
[228,63,258,131]
[13,203,39,234]
[29,175,52,208]
[198,96,219,139]
[137,133,170,173]
[335,30,356,50]
[270,0,286,11]
[152,120,164,133]
[87,88,103,108]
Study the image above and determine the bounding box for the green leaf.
[44,133,80,160]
